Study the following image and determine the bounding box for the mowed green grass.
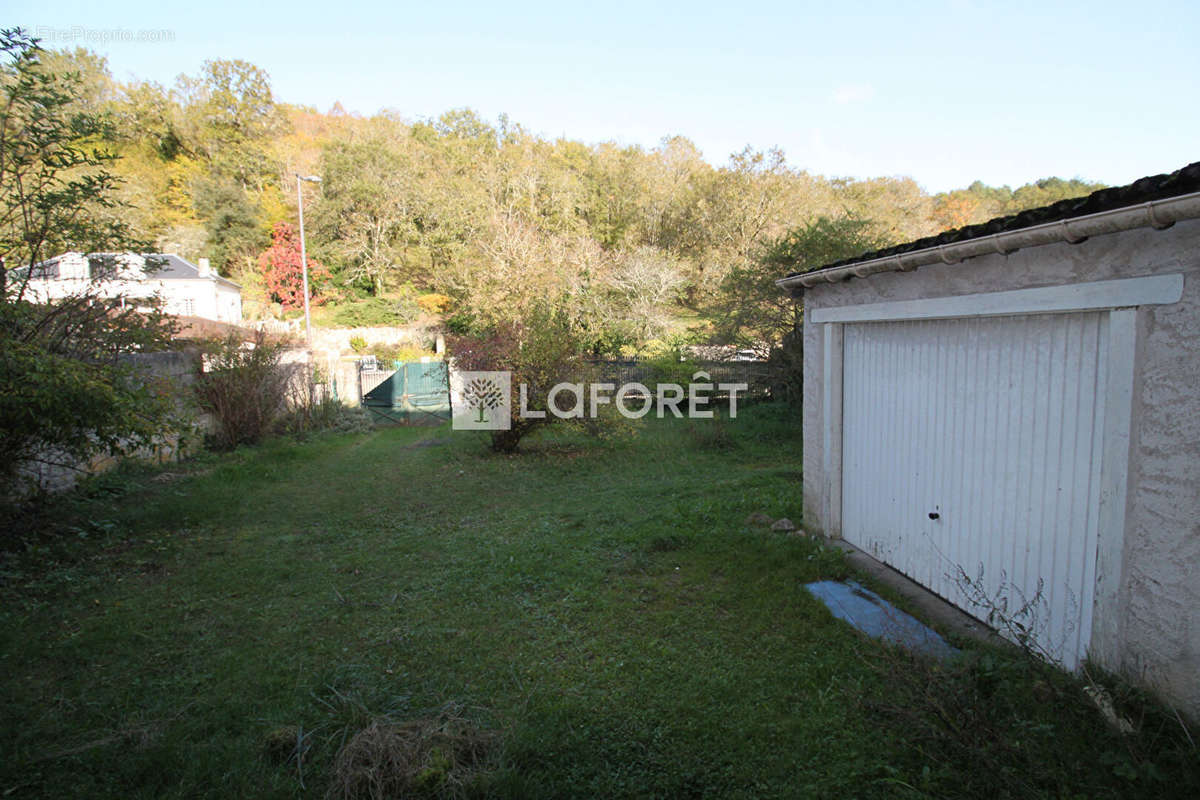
[0,407,1195,799]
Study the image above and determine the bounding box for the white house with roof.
[20,252,242,323]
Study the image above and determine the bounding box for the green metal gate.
[361,361,451,424]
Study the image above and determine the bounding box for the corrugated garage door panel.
[841,312,1107,667]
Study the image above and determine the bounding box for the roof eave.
[777,190,1200,291]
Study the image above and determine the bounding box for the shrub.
[329,296,417,328]
[416,293,453,315]
[0,32,180,492]
[349,335,369,354]
[444,312,474,335]
[368,342,437,366]
[644,352,699,387]
[0,297,180,489]
[275,395,373,438]
[193,331,296,450]
[448,306,584,453]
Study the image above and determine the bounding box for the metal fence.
[359,367,391,397]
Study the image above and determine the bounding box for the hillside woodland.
[23,47,1104,355]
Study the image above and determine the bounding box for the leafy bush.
[416,293,453,315]
[368,342,437,366]
[0,32,181,492]
[0,295,180,489]
[640,334,703,385]
[644,352,699,387]
[328,296,416,328]
[193,331,296,450]
[443,312,475,336]
[349,335,368,354]
[448,306,585,453]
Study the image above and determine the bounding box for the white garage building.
[783,162,1200,717]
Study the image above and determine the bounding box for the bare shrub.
[275,394,373,438]
[952,564,1057,662]
[193,330,296,449]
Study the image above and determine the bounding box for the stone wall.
[15,349,209,496]
[311,325,436,355]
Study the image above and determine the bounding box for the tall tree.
[314,136,423,294]
[176,58,284,188]
[711,215,887,356]
[259,221,329,310]
[0,29,177,487]
[191,175,265,272]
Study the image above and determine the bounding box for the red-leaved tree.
[259,222,330,310]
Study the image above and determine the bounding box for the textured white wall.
[154,280,242,322]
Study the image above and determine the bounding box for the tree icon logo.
[464,376,504,423]
[452,371,512,430]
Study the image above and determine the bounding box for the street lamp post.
[295,174,322,346]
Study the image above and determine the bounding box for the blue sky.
[8,0,1198,192]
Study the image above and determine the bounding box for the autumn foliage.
[259,222,329,310]
[416,292,453,315]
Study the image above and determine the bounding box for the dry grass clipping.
[327,706,497,800]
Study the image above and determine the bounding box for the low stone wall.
[312,326,421,354]
[13,350,208,497]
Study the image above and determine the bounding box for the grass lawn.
[1,406,1196,799]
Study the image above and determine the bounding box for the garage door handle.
[928,512,940,520]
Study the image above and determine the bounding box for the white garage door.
[841,312,1109,667]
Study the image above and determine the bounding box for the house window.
[87,256,112,280]
[59,257,89,280]
[181,299,195,316]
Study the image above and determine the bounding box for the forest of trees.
[23,45,1106,354]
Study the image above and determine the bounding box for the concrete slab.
[805,580,959,659]
[825,537,1009,651]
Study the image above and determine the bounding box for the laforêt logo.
[451,369,748,431]
[452,371,512,430]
